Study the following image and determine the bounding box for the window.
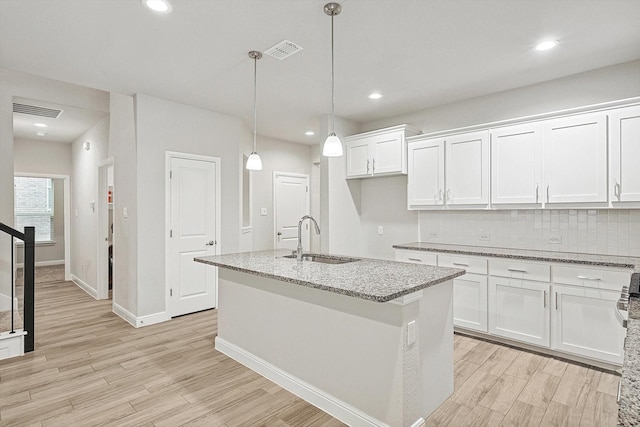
[15,177,55,243]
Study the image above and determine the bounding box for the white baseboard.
[215,337,392,427]
[16,259,65,268]
[112,303,170,328]
[71,274,98,300]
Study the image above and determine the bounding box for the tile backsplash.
[418,210,640,256]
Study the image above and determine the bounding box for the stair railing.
[0,223,35,352]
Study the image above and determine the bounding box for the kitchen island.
[195,250,464,427]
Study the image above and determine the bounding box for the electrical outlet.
[407,320,416,346]
[479,234,491,241]
[549,235,562,244]
[427,232,438,239]
[260,208,267,216]
[378,226,384,235]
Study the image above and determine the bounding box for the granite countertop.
[394,241,640,426]
[620,296,640,426]
[393,242,640,273]
[194,249,465,303]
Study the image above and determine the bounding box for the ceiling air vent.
[264,40,303,60]
[13,103,63,119]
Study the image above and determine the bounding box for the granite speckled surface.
[194,249,465,303]
[394,241,640,426]
[393,242,640,272]
[620,297,640,427]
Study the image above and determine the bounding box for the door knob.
[205,240,215,246]
[277,232,282,236]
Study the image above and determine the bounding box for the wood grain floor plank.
[517,371,561,409]
[499,400,547,427]
[479,373,527,414]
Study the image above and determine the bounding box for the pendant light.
[322,2,343,157]
[246,50,263,170]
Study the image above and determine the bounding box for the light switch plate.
[378,226,384,235]
[549,235,562,244]
[260,208,267,216]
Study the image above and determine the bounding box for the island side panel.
[215,268,454,427]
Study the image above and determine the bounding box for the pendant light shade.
[246,50,263,170]
[323,2,343,157]
[246,152,263,170]
[323,133,343,157]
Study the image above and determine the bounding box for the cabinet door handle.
[546,185,550,203]
[452,262,469,267]
[544,290,547,308]
[535,184,539,203]
[408,258,422,262]
[615,181,621,200]
[507,268,528,273]
[367,159,370,174]
[576,275,602,281]
[438,190,443,201]
[447,189,451,201]
[555,292,559,310]
[372,158,376,173]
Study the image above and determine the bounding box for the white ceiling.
[2,0,640,145]
[13,97,109,144]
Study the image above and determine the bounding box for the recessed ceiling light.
[535,39,559,51]
[36,132,47,137]
[368,92,383,100]
[34,123,48,128]
[142,0,172,13]
[305,131,315,136]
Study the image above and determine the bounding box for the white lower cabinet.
[488,277,550,347]
[551,285,625,365]
[453,273,488,332]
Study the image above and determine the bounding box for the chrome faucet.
[296,215,320,261]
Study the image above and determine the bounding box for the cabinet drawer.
[395,250,437,265]
[438,254,487,274]
[489,259,550,282]
[552,265,631,291]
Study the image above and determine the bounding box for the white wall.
[70,117,110,291]
[329,60,640,259]
[134,94,247,317]
[0,68,109,300]
[249,136,312,251]
[108,93,138,316]
[14,139,72,264]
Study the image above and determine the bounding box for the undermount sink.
[282,253,360,265]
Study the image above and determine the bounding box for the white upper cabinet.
[609,105,640,203]
[543,113,608,204]
[407,138,445,207]
[345,125,420,179]
[407,130,489,209]
[491,123,543,205]
[446,130,490,206]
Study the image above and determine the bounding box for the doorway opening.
[273,172,310,251]
[97,159,114,300]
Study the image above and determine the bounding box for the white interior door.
[274,172,310,251]
[167,155,220,317]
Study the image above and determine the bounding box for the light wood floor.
[0,280,620,426]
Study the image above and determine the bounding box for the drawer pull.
[555,292,559,310]
[576,275,602,281]
[408,258,422,262]
[544,290,547,308]
[452,262,469,267]
[507,268,528,273]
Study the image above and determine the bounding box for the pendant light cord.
[330,13,335,134]
[253,55,258,153]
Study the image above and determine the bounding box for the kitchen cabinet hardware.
[438,190,443,201]
[546,185,550,203]
[372,158,376,173]
[614,180,620,199]
[366,159,370,174]
[576,275,602,281]
[507,268,528,273]
[447,189,451,201]
[408,257,422,262]
[453,262,469,267]
[544,290,547,308]
[535,184,539,203]
[555,292,558,310]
